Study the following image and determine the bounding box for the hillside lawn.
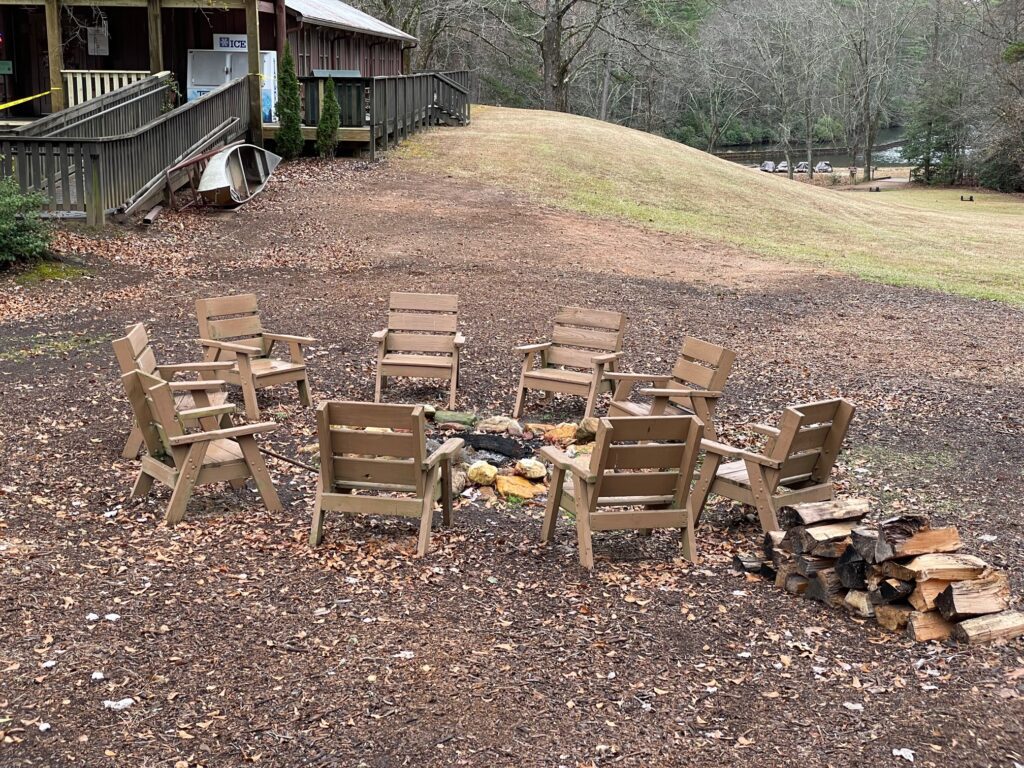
[0,110,1022,767]
[401,106,1024,305]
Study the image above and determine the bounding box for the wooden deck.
[262,124,371,143]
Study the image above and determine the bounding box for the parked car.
[776,160,789,173]
[814,161,833,173]
[759,160,776,173]
[795,161,810,173]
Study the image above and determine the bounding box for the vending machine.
[187,35,278,123]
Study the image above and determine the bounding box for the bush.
[316,78,340,158]
[275,43,304,160]
[0,178,51,268]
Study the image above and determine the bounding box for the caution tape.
[0,89,58,111]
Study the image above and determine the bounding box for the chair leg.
[448,373,457,410]
[122,426,143,459]
[237,436,282,512]
[540,465,566,544]
[746,463,781,533]
[512,380,527,419]
[128,470,154,500]
[240,378,261,421]
[374,367,383,403]
[689,454,722,527]
[309,478,326,547]
[440,461,453,527]
[416,472,438,557]
[583,383,600,419]
[165,442,209,526]
[680,503,699,564]
[296,376,312,408]
[574,483,594,570]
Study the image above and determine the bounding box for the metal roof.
[285,0,417,43]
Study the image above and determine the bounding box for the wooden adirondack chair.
[691,398,856,533]
[540,415,704,569]
[113,323,235,458]
[121,369,282,525]
[513,306,626,419]
[606,336,736,440]
[309,401,465,556]
[196,293,315,420]
[372,292,465,409]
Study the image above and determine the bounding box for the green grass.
[402,106,1024,306]
[15,260,89,286]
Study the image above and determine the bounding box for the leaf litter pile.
[1,157,1023,767]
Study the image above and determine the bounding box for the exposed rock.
[506,421,524,437]
[436,422,468,432]
[515,457,548,480]
[576,417,600,441]
[496,474,542,499]
[569,442,596,457]
[477,415,521,434]
[543,423,579,446]
[526,423,556,433]
[425,438,442,456]
[420,404,437,418]
[450,468,468,496]
[467,461,498,486]
[434,410,476,427]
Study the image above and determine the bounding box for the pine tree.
[275,43,304,160]
[316,78,340,158]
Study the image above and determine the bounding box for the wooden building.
[0,0,414,117]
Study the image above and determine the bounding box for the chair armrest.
[640,388,722,398]
[371,329,388,342]
[591,352,622,365]
[198,338,262,356]
[169,422,279,446]
[423,437,465,470]
[264,332,316,346]
[701,439,782,469]
[454,333,467,348]
[177,404,235,421]
[539,446,595,482]
[157,361,235,375]
[748,423,781,437]
[604,372,672,382]
[515,341,552,354]
[168,380,227,391]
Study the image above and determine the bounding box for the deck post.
[366,79,376,162]
[246,0,264,147]
[85,145,106,228]
[274,0,286,59]
[44,0,64,112]
[147,0,164,73]
[381,78,389,152]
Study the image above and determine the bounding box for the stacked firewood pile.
[738,499,1024,645]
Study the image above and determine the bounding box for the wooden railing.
[14,73,172,138]
[296,70,471,158]
[63,70,151,108]
[0,77,250,225]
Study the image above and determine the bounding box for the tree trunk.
[806,113,814,179]
[598,50,612,121]
[540,2,566,112]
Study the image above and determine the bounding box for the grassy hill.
[401,106,1024,306]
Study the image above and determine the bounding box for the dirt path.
[1,158,1023,767]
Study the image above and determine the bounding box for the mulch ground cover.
[1,158,1023,767]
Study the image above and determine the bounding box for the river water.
[716,127,908,167]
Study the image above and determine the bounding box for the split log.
[851,516,960,563]
[775,562,798,590]
[760,561,777,582]
[877,578,915,604]
[952,611,1024,645]
[763,530,786,560]
[908,579,953,612]
[796,555,836,578]
[805,568,846,608]
[836,547,867,590]
[874,603,914,632]
[935,572,1010,621]
[907,611,954,642]
[883,553,988,583]
[784,574,810,595]
[844,590,875,618]
[732,553,764,574]
[779,498,870,528]
[794,521,858,557]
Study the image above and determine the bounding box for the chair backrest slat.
[121,369,183,460]
[113,323,159,376]
[666,337,736,410]
[196,294,266,358]
[384,292,459,355]
[766,398,855,489]
[586,416,703,509]
[547,305,626,372]
[321,401,427,495]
